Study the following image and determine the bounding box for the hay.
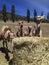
[12,37,49,65]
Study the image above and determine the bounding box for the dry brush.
[12,37,49,65]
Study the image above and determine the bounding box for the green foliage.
[27,9,30,23]
[41,11,44,16]
[34,9,37,22]
[47,12,49,22]
[2,4,7,22]
[11,5,15,22]
[34,9,37,18]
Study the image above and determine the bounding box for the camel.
[0,25,14,48]
[33,16,44,37]
[16,21,24,37]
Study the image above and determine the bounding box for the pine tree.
[2,4,7,22]
[27,9,30,23]
[34,9,37,18]
[41,11,43,16]
[11,5,15,22]
[34,9,37,22]
[47,12,49,22]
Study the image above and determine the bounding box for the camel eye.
[22,21,23,23]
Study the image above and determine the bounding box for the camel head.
[36,16,45,21]
[19,21,23,28]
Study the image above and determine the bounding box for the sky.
[0,0,49,18]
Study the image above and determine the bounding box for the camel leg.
[5,40,8,49]
[3,40,5,47]
[39,30,42,37]
[3,39,8,49]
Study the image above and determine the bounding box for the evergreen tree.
[47,12,49,21]
[34,9,37,22]
[11,5,15,22]
[34,9,37,18]
[27,9,30,23]
[2,4,7,22]
[41,11,43,16]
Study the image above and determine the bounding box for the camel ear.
[19,21,23,24]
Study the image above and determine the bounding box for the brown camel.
[0,25,14,48]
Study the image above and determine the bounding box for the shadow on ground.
[0,47,12,61]
[9,59,13,65]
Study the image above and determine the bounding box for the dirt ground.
[0,21,49,65]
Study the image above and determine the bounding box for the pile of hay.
[12,37,49,65]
